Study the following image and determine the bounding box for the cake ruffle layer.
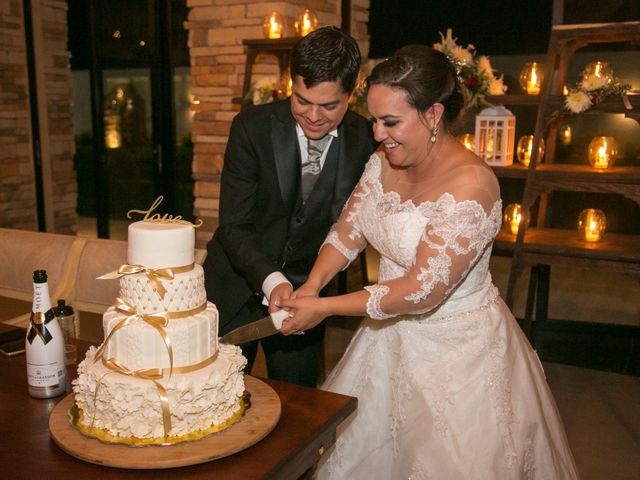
[73,344,247,440]
[102,301,219,370]
[118,264,207,314]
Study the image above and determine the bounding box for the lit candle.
[510,211,522,235]
[295,8,318,37]
[563,85,569,96]
[520,63,543,95]
[457,133,475,151]
[561,125,572,145]
[595,141,609,168]
[578,209,606,242]
[527,65,540,95]
[588,136,617,169]
[517,135,544,167]
[269,16,281,38]
[300,13,312,36]
[585,218,600,242]
[503,203,523,235]
[263,12,284,39]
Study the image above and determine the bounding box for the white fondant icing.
[119,264,207,314]
[73,345,246,439]
[102,302,218,370]
[127,221,195,268]
[73,219,247,441]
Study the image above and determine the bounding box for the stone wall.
[185,0,370,247]
[0,0,76,233]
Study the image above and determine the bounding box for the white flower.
[434,28,458,54]
[255,76,277,90]
[565,90,592,113]
[580,74,608,91]
[489,76,507,95]
[477,55,493,75]
[451,46,473,65]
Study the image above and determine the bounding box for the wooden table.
[0,328,357,479]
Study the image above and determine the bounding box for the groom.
[203,27,375,387]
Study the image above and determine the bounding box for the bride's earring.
[430,124,439,143]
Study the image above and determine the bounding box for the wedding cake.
[72,219,247,445]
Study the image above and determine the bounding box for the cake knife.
[220,309,290,345]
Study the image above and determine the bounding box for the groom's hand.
[268,282,293,314]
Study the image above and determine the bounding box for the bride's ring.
[293,330,306,335]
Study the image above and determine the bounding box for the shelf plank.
[535,164,640,184]
[517,228,640,264]
[492,164,528,179]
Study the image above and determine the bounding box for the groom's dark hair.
[290,26,361,94]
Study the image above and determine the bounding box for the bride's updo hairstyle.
[366,44,465,126]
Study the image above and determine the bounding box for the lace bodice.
[323,153,502,320]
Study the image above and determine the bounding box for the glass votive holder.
[587,136,617,169]
[516,135,545,167]
[263,12,285,39]
[294,8,318,37]
[519,62,544,95]
[503,203,523,235]
[578,208,606,242]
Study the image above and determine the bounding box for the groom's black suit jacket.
[204,99,374,329]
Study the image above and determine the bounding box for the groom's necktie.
[301,135,331,201]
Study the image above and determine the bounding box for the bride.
[278,45,579,479]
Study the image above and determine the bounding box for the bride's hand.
[290,282,320,300]
[277,296,329,335]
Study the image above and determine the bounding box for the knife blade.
[220,309,289,345]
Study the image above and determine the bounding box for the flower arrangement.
[244,77,285,105]
[563,73,631,115]
[433,29,506,108]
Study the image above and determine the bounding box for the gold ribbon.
[93,300,208,376]
[94,298,174,380]
[91,357,172,437]
[97,263,194,300]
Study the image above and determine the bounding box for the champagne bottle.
[26,270,67,398]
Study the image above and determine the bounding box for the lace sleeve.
[319,156,380,269]
[365,188,502,320]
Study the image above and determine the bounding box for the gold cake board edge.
[48,376,281,469]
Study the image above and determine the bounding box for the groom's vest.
[279,136,341,288]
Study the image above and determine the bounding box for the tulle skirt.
[316,285,579,479]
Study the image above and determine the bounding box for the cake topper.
[127,196,203,227]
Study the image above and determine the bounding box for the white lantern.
[474,105,516,167]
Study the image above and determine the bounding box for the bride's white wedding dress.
[316,154,579,479]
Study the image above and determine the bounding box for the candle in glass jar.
[263,12,284,39]
[528,66,539,94]
[578,209,606,242]
[588,136,617,169]
[503,203,523,235]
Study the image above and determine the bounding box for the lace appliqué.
[321,230,360,266]
[484,333,518,469]
[405,196,502,305]
[364,284,394,320]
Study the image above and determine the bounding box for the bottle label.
[27,310,55,345]
[26,362,65,387]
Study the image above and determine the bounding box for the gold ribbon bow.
[97,263,194,300]
[92,357,172,437]
[94,298,174,379]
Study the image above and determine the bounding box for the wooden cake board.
[49,376,281,469]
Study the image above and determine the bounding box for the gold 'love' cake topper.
[127,196,203,227]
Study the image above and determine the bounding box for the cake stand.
[48,376,281,469]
